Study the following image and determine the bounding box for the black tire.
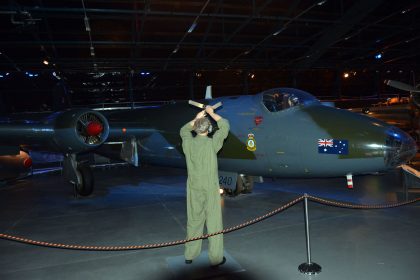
[75,164,94,196]
[243,175,254,193]
[235,175,245,195]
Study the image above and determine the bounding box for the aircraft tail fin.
[205,85,212,99]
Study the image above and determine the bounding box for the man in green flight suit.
[180,105,230,267]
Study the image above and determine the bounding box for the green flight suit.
[180,118,230,265]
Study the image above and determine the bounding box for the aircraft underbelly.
[139,132,185,167]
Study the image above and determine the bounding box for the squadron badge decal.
[247,133,257,151]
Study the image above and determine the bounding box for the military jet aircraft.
[0,87,416,196]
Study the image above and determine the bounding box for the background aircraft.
[352,80,420,142]
[0,86,417,196]
[0,150,31,184]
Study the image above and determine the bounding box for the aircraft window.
[263,92,300,112]
[261,88,319,112]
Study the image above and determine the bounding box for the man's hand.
[205,106,214,115]
[189,110,206,127]
[205,105,221,121]
[195,110,206,120]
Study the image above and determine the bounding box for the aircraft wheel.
[243,175,254,193]
[75,164,94,196]
[235,175,245,195]
[235,175,253,195]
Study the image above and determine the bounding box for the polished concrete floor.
[0,165,419,280]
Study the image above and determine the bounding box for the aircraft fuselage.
[101,88,417,178]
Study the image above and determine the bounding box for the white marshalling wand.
[188,100,222,110]
[189,84,222,111]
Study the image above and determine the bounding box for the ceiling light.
[52,71,61,80]
[173,46,179,54]
[343,72,349,78]
[375,53,382,59]
[90,46,95,56]
[272,27,285,36]
[84,16,91,32]
[187,22,197,33]
[317,1,327,6]
[43,59,49,65]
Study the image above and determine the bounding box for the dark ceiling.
[0,0,419,111]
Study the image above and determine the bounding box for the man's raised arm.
[205,106,230,152]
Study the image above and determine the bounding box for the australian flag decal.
[318,139,349,155]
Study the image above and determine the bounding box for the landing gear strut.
[63,154,94,197]
[235,174,254,195]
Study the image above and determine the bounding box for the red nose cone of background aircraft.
[23,157,32,168]
[86,122,103,136]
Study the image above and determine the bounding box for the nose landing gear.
[63,154,94,197]
[235,174,254,195]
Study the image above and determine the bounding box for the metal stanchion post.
[298,193,321,275]
[403,171,408,201]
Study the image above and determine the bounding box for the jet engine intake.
[52,109,110,153]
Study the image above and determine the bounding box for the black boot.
[211,257,226,268]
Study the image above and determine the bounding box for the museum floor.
[0,165,419,280]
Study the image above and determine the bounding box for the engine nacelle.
[52,109,110,154]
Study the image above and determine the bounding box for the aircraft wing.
[385,80,420,93]
[0,108,110,154]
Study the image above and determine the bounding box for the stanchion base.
[298,262,321,275]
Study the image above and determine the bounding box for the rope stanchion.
[298,194,321,275]
[0,195,305,251]
[298,194,420,275]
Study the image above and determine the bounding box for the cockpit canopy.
[262,88,320,112]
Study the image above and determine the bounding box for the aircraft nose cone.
[384,128,417,168]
